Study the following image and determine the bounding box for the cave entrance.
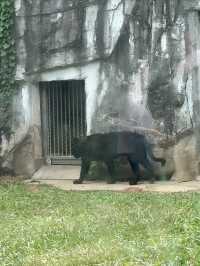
[40,80,86,165]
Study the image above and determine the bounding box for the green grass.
[1,184,200,265]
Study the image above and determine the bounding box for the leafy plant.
[0,0,16,140]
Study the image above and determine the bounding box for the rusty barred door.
[40,80,86,165]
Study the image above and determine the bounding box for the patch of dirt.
[25,184,40,193]
[0,175,25,184]
[123,187,144,192]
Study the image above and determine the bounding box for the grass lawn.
[0,183,200,265]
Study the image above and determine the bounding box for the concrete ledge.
[28,179,200,193]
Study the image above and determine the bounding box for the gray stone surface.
[13,126,43,177]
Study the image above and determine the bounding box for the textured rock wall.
[14,0,196,134]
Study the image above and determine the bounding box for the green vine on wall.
[0,0,16,139]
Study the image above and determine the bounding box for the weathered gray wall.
[1,0,200,176]
[15,0,196,132]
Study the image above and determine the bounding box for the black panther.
[72,131,165,185]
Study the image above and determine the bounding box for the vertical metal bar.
[62,82,65,157]
[58,82,61,156]
[40,83,45,157]
[81,82,84,136]
[74,83,77,138]
[74,82,76,138]
[56,82,60,156]
[40,83,48,162]
[79,83,83,136]
[47,83,49,156]
[68,82,72,155]
[47,83,51,157]
[52,83,56,157]
[76,82,79,137]
[83,81,86,135]
[72,81,75,139]
[63,82,68,156]
[67,82,69,156]
[60,82,63,156]
[81,81,84,136]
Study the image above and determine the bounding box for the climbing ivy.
[0,0,16,138]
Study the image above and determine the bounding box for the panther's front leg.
[73,159,90,184]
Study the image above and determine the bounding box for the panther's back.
[84,131,145,160]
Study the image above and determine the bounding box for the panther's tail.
[146,142,166,166]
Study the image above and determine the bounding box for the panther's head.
[71,137,86,158]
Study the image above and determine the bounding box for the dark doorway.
[40,80,86,164]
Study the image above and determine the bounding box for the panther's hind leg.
[127,156,140,185]
[141,159,155,183]
[105,160,116,184]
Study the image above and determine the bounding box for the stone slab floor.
[33,165,81,180]
[31,165,200,193]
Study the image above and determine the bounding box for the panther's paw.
[107,180,116,184]
[73,179,83,184]
[128,177,138,185]
[129,181,138,186]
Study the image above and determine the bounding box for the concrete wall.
[1,0,200,176]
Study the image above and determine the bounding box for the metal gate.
[40,80,86,165]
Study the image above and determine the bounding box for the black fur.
[72,131,165,185]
